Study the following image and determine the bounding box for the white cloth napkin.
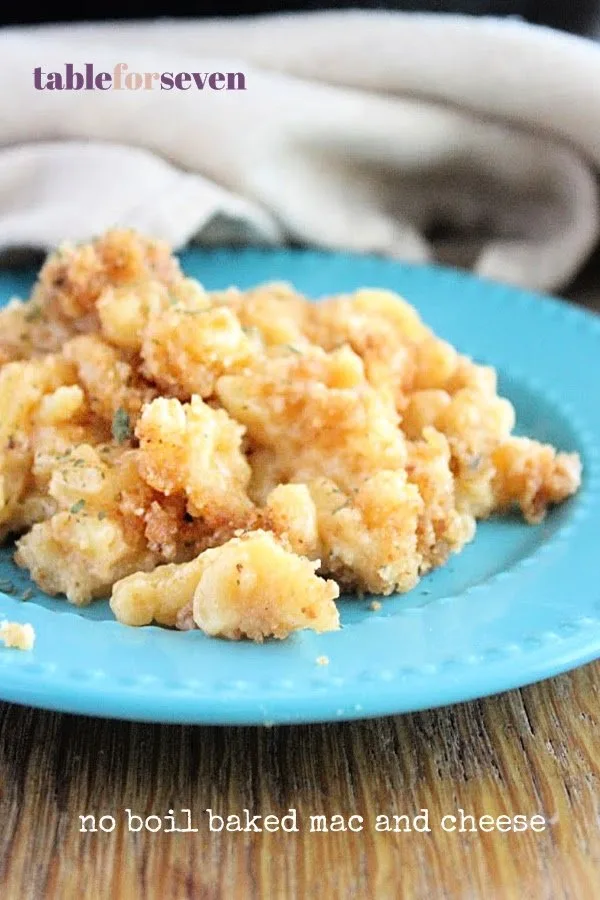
[2,12,600,292]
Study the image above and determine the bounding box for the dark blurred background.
[2,0,599,33]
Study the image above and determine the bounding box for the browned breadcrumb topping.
[0,230,581,642]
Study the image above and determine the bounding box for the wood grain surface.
[0,659,597,900]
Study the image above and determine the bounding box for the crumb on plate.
[0,621,35,650]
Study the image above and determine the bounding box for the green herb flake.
[70,499,86,514]
[20,588,34,602]
[332,502,349,515]
[180,307,212,317]
[97,510,107,521]
[112,407,132,444]
[24,304,43,322]
[468,454,483,472]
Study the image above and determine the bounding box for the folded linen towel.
[1,12,600,291]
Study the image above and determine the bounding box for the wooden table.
[0,660,598,899]
[1,291,598,900]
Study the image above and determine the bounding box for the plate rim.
[0,247,599,725]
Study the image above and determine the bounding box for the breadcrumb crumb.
[0,621,35,650]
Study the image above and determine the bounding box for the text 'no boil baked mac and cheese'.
[0,231,581,641]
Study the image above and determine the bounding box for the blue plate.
[0,248,599,725]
